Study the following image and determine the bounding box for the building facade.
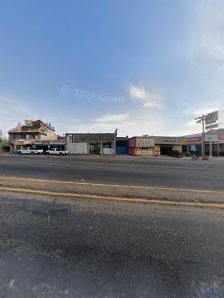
[129,136,160,157]
[128,136,188,157]
[65,132,117,155]
[184,130,224,156]
[154,136,186,155]
[8,120,58,152]
[116,136,129,154]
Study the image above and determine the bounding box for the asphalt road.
[0,192,223,298]
[1,154,224,191]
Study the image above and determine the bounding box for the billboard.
[205,111,218,125]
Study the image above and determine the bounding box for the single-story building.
[184,130,224,156]
[65,131,117,155]
[129,136,160,157]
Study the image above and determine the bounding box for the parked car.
[45,148,69,156]
[16,147,43,155]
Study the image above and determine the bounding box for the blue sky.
[0,0,224,137]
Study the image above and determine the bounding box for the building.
[116,136,129,154]
[65,131,117,155]
[8,120,58,152]
[128,136,187,157]
[154,136,186,155]
[184,130,224,156]
[129,136,160,157]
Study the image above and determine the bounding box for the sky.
[0,0,224,137]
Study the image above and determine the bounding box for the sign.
[136,137,155,147]
[205,135,218,142]
[205,111,218,125]
[191,145,196,151]
[172,145,182,153]
[218,135,224,141]
[34,140,65,144]
[186,136,202,143]
[154,136,184,145]
[206,123,218,130]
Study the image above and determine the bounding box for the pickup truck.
[16,147,43,155]
[45,148,69,155]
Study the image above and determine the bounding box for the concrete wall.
[102,148,115,155]
[67,143,88,154]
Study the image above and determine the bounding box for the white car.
[45,148,69,156]
[16,147,43,155]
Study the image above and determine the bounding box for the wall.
[67,143,88,154]
[102,148,115,155]
[129,147,158,157]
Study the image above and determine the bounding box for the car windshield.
[0,1,224,297]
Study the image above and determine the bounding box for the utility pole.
[195,115,206,158]
[100,132,103,155]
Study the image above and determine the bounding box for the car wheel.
[31,152,35,155]
[59,152,63,156]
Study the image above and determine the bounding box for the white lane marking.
[0,187,223,209]
[0,176,224,194]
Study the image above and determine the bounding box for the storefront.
[154,136,186,156]
[185,133,224,156]
[129,136,160,157]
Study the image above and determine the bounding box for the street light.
[195,115,206,158]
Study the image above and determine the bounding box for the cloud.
[182,106,221,117]
[0,110,9,114]
[185,120,198,127]
[0,94,37,134]
[129,84,162,108]
[187,0,224,77]
[62,108,166,137]
[95,113,129,123]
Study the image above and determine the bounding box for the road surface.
[1,154,224,191]
[0,191,224,297]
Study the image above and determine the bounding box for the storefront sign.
[205,135,218,142]
[154,137,184,145]
[172,145,182,153]
[136,137,155,147]
[186,136,202,143]
[218,135,224,141]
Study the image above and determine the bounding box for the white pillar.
[209,141,213,157]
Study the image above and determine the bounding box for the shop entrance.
[160,144,174,155]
